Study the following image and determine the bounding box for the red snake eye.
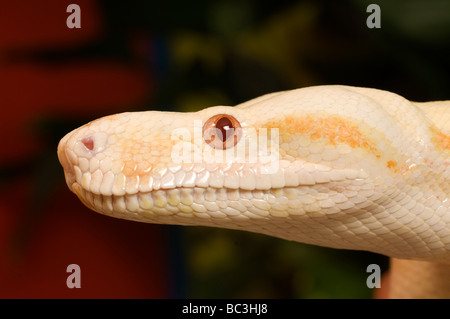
[203,114,242,149]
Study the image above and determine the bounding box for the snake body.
[57,85,450,298]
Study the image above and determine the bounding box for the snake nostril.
[77,132,107,155]
[82,136,95,151]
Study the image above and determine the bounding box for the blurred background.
[0,0,449,298]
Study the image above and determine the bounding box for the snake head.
[57,106,284,217]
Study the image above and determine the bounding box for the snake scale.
[57,85,450,298]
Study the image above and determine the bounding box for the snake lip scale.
[58,85,450,298]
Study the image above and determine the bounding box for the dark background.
[0,0,449,298]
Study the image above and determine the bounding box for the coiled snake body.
[57,85,450,298]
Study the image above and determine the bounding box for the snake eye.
[203,114,242,149]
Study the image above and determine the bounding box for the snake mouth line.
[66,165,372,220]
[64,159,369,197]
[69,168,367,226]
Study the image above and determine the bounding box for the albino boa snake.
[57,85,450,298]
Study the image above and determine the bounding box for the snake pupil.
[215,117,233,142]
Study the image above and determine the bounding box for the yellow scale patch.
[430,126,450,151]
[264,115,380,153]
[262,115,404,171]
[117,138,178,177]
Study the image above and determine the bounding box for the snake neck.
[388,258,450,298]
